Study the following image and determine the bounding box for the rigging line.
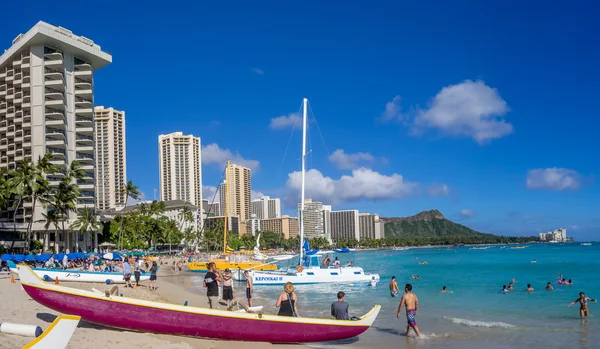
[308,101,331,158]
[275,101,304,179]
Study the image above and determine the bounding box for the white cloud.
[413,80,513,144]
[269,113,300,130]
[286,168,418,205]
[251,190,265,201]
[329,149,385,170]
[381,95,405,122]
[252,68,265,75]
[526,168,583,191]
[428,183,450,197]
[459,209,476,219]
[202,143,260,171]
[202,185,219,202]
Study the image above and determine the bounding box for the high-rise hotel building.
[158,132,202,207]
[0,22,111,251]
[94,106,126,211]
[219,163,252,233]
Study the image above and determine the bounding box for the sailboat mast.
[299,98,308,264]
[223,159,230,254]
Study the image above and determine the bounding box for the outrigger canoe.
[16,265,380,343]
[8,261,151,284]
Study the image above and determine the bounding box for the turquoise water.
[186,244,600,349]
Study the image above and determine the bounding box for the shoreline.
[0,261,303,348]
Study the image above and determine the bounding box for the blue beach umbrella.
[24,254,36,261]
[13,254,25,262]
[1,254,12,261]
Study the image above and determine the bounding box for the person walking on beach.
[204,262,221,309]
[244,270,253,307]
[331,291,349,320]
[276,282,299,317]
[569,292,597,318]
[134,257,141,287]
[149,261,158,291]
[122,258,133,288]
[397,283,421,338]
[222,268,234,307]
[389,276,399,297]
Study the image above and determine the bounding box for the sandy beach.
[0,260,302,349]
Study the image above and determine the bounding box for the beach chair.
[21,315,80,349]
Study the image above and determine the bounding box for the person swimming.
[546,282,554,291]
[441,286,447,293]
[508,282,514,290]
[527,284,534,291]
[502,285,509,292]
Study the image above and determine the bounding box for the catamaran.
[248,98,380,286]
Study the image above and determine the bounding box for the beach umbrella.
[13,254,25,262]
[1,254,12,261]
[35,254,52,263]
[55,253,65,261]
[101,252,123,261]
[24,254,36,261]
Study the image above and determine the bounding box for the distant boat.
[393,247,409,251]
[333,248,350,253]
[581,243,592,246]
[470,246,489,250]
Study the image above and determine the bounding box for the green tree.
[38,209,63,253]
[53,161,84,252]
[70,206,101,252]
[118,181,141,249]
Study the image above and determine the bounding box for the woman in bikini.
[569,292,597,318]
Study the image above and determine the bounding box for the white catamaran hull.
[249,267,380,285]
[10,266,150,284]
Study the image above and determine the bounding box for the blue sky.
[3,1,599,240]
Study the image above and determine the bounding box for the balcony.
[46,139,65,148]
[77,145,93,153]
[45,118,64,127]
[44,52,63,67]
[74,63,92,78]
[78,190,95,197]
[76,116,92,127]
[75,78,92,89]
[76,153,94,162]
[21,56,30,69]
[76,126,93,134]
[74,87,93,98]
[45,99,64,109]
[75,97,92,108]
[45,128,65,139]
[46,147,66,157]
[47,176,62,185]
[45,87,63,99]
[45,108,64,119]
[76,135,93,145]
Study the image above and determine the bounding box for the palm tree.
[0,168,10,211]
[177,205,196,251]
[53,161,84,252]
[70,206,101,253]
[38,209,63,253]
[7,158,39,250]
[160,217,180,253]
[118,181,141,250]
[28,154,57,240]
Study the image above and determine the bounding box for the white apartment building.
[201,199,220,218]
[322,204,332,242]
[297,198,326,239]
[539,228,567,242]
[246,214,261,235]
[0,21,111,253]
[94,106,126,211]
[330,210,360,242]
[359,213,385,240]
[158,132,202,207]
[251,196,281,219]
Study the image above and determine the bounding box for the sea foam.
[444,316,516,329]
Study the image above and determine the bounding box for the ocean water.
[184,244,600,349]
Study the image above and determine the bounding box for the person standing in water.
[397,283,421,337]
[244,270,253,307]
[389,276,399,297]
[569,292,597,318]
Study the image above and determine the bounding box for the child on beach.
[397,283,421,338]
